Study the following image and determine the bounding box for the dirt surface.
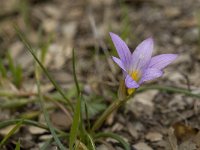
[0,0,200,149]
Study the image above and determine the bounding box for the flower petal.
[131,37,154,71]
[125,74,140,88]
[109,32,131,69]
[112,56,126,72]
[149,54,178,70]
[139,68,163,84]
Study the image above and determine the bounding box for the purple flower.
[110,32,178,94]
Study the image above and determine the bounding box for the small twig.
[0,90,36,98]
[49,98,73,123]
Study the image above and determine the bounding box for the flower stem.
[92,84,200,131]
[91,93,134,131]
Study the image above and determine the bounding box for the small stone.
[133,142,153,150]
[111,123,123,132]
[145,132,163,142]
[39,134,53,141]
[184,28,199,43]
[127,123,139,139]
[126,90,158,117]
[28,126,46,134]
[173,37,182,45]
[50,111,72,130]
[179,140,197,150]
[96,144,110,150]
[42,19,57,33]
[62,22,77,40]
[164,7,181,18]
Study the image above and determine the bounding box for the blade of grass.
[7,53,15,74]
[0,98,35,109]
[95,132,131,150]
[40,33,53,64]
[83,99,90,130]
[70,48,85,149]
[137,85,200,98]
[75,140,89,150]
[78,99,87,149]
[85,133,96,150]
[14,65,23,87]
[19,0,30,29]
[15,140,20,150]
[0,119,23,148]
[35,55,66,150]
[69,94,81,150]
[7,52,22,87]
[0,59,7,78]
[7,53,23,87]
[0,119,64,135]
[72,48,80,94]
[15,26,74,111]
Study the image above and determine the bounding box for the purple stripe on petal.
[131,38,154,72]
[109,32,131,69]
[149,54,178,70]
[125,74,140,88]
[112,56,126,72]
[139,68,163,84]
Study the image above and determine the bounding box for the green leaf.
[15,140,20,150]
[69,94,82,150]
[95,132,131,150]
[82,96,106,119]
[0,119,23,148]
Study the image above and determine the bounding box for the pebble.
[133,142,153,150]
[145,132,163,142]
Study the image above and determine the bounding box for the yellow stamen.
[131,70,140,81]
[127,88,136,95]
[127,70,140,95]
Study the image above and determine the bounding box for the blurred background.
[0,0,200,149]
[1,0,200,83]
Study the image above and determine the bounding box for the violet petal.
[139,68,163,84]
[149,54,178,70]
[131,38,154,72]
[125,74,140,88]
[109,32,131,69]
[112,56,126,72]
